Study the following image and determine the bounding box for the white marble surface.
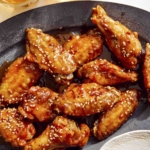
[0,0,150,23]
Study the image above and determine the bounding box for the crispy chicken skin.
[78,59,138,86]
[25,28,76,84]
[143,43,150,89]
[143,43,150,105]
[24,116,90,150]
[0,57,42,106]
[18,86,58,122]
[26,28,76,75]
[63,30,103,67]
[53,83,121,116]
[0,108,35,147]
[91,5,142,69]
[92,90,139,140]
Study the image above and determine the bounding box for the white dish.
[100,130,150,150]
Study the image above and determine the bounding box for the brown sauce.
[1,0,33,4]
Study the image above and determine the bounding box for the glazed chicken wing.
[0,57,42,106]
[25,28,76,85]
[24,116,90,150]
[18,86,58,122]
[63,29,103,67]
[78,59,138,86]
[143,43,150,89]
[53,83,121,116]
[0,108,35,147]
[143,43,150,105]
[91,5,142,69]
[92,90,139,140]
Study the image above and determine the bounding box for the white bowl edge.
[100,130,150,150]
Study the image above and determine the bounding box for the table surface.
[0,0,150,23]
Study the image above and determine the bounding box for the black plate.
[0,1,150,150]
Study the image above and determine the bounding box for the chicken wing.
[25,28,76,85]
[63,29,103,67]
[91,5,142,69]
[143,43,150,105]
[0,57,42,106]
[53,83,121,116]
[143,43,150,89]
[24,116,90,150]
[78,59,138,86]
[92,89,139,140]
[18,86,58,122]
[0,108,35,147]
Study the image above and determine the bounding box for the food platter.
[0,1,150,150]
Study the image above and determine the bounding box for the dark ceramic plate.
[0,1,150,150]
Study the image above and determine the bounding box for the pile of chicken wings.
[0,5,149,150]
